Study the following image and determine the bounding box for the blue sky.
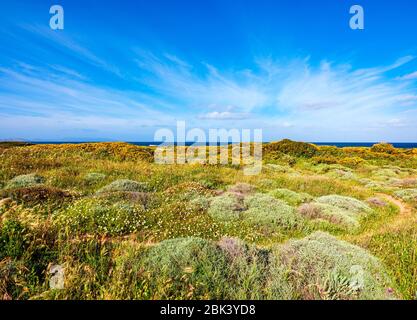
[0,0,417,142]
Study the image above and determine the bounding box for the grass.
[0,140,416,300]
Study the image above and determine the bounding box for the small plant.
[208,193,244,221]
[265,164,293,173]
[269,188,313,206]
[227,183,256,196]
[0,219,27,260]
[316,195,371,213]
[366,197,387,207]
[97,179,149,194]
[55,199,145,236]
[394,189,417,202]
[164,181,213,200]
[84,172,106,184]
[0,186,73,208]
[298,202,359,230]
[5,174,45,189]
[338,157,364,168]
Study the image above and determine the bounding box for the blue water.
[312,142,417,149]
[26,141,417,149]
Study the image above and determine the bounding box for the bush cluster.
[97,179,149,194]
[264,139,318,158]
[5,174,45,189]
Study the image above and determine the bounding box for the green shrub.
[84,172,106,184]
[0,259,29,299]
[97,179,149,194]
[55,199,145,236]
[272,232,395,300]
[110,237,272,300]
[0,186,73,208]
[269,188,313,206]
[366,197,387,207]
[209,192,302,229]
[164,181,213,201]
[227,183,256,195]
[312,156,339,165]
[190,195,212,210]
[265,164,293,173]
[373,168,404,181]
[338,157,365,168]
[316,195,371,213]
[371,143,397,154]
[95,191,154,210]
[326,169,357,180]
[264,139,318,158]
[5,174,45,189]
[243,194,301,229]
[298,202,359,230]
[0,219,27,260]
[391,178,417,188]
[145,238,229,296]
[208,193,244,222]
[112,237,230,299]
[394,189,417,202]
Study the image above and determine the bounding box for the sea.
[26,141,417,149]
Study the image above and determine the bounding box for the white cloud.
[198,111,251,120]
[397,71,417,81]
[1,47,417,141]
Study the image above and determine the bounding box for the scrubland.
[0,140,416,300]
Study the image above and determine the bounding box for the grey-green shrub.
[265,164,292,173]
[208,193,244,221]
[298,202,359,230]
[243,194,302,229]
[269,188,313,206]
[227,183,255,195]
[271,232,395,300]
[97,179,148,193]
[316,195,371,213]
[394,189,417,201]
[109,237,272,300]
[132,237,230,299]
[84,172,106,184]
[5,174,45,189]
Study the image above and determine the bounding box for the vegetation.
[0,140,416,300]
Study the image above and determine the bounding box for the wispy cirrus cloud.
[397,71,417,81]
[1,40,417,141]
[198,111,251,120]
[20,24,123,77]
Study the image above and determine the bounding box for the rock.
[49,264,65,290]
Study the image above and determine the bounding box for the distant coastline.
[5,141,417,149]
